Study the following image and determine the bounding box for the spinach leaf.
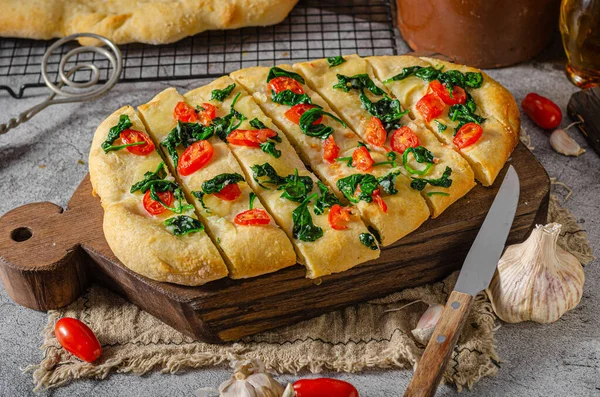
[249,192,257,209]
[402,146,435,175]
[278,169,313,203]
[298,107,346,139]
[292,193,323,242]
[382,66,423,83]
[191,190,209,211]
[161,121,213,167]
[250,163,285,189]
[377,170,401,195]
[465,72,483,88]
[102,114,133,153]
[438,69,466,94]
[410,166,453,191]
[359,233,378,250]
[201,173,245,194]
[387,151,397,161]
[210,83,236,101]
[313,181,342,215]
[367,225,382,244]
[359,91,408,132]
[164,215,204,236]
[448,104,486,134]
[427,191,450,197]
[266,67,305,84]
[414,66,443,81]
[333,73,384,95]
[327,56,346,67]
[130,162,168,193]
[211,93,246,141]
[260,141,281,158]
[336,174,379,204]
[271,90,313,106]
[130,162,193,214]
[249,118,267,129]
[434,120,447,132]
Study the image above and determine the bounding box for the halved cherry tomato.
[227,129,277,147]
[323,135,340,163]
[352,146,374,171]
[454,122,483,149]
[234,208,271,225]
[416,92,446,122]
[293,378,359,397]
[197,102,217,126]
[177,140,214,176]
[119,129,155,156]
[390,126,419,154]
[328,204,352,230]
[284,104,322,125]
[372,189,387,213]
[54,317,102,363]
[521,93,562,129]
[365,117,387,147]
[213,183,242,201]
[173,101,198,123]
[268,76,304,95]
[143,190,174,215]
[429,80,467,105]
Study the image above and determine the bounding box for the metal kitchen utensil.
[405,165,520,397]
[0,33,122,135]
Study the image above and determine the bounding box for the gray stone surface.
[0,36,599,396]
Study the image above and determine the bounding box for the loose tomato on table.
[285,104,322,125]
[227,129,277,147]
[292,378,359,397]
[521,93,562,129]
[328,204,352,230]
[213,183,242,201]
[54,317,102,363]
[453,122,483,149]
[365,117,386,147]
[268,76,305,95]
[143,190,174,215]
[416,92,446,122]
[322,135,340,163]
[429,80,467,105]
[234,208,271,225]
[119,129,155,156]
[372,189,387,213]
[173,101,198,123]
[351,146,374,171]
[390,126,419,154]
[177,140,214,176]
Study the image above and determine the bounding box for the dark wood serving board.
[0,143,549,343]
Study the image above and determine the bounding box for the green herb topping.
[327,56,346,67]
[402,146,435,176]
[161,121,213,168]
[427,191,450,197]
[383,65,484,92]
[266,67,305,84]
[250,163,315,202]
[191,190,209,211]
[448,103,486,135]
[210,83,236,101]
[298,107,346,139]
[377,170,401,195]
[250,163,285,189]
[164,215,204,236]
[212,92,246,141]
[249,192,257,209]
[410,166,453,191]
[271,90,313,107]
[359,91,409,132]
[336,173,379,204]
[434,120,448,132]
[313,181,343,215]
[201,173,245,194]
[333,73,384,95]
[248,117,282,157]
[359,233,378,250]
[102,114,134,153]
[292,193,323,242]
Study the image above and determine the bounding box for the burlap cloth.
[27,193,593,391]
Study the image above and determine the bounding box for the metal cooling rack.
[0,0,398,99]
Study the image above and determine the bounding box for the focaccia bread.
[0,0,298,45]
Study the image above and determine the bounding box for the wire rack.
[0,0,398,99]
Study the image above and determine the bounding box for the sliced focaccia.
[366,55,519,186]
[230,65,432,243]
[137,88,296,279]
[183,76,381,278]
[89,106,228,285]
[293,56,475,217]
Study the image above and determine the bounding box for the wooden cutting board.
[0,143,549,343]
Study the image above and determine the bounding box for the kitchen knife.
[404,165,520,397]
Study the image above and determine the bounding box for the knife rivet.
[436,335,446,343]
[451,301,460,310]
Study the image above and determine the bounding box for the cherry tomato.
[323,135,340,163]
[197,102,217,126]
[293,378,359,397]
[173,101,198,123]
[227,129,277,147]
[143,190,174,215]
[372,189,387,213]
[54,317,102,363]
[429,80,466,105]
[234,208,271,225]
[268,76,304,95]
[390,126,419,154]
[453,122,483,149]
[328,204,352,230]
[351,146,374,171]
[416,92,446,122]
[213,183,242,201]
[284,104,322,125]
[177,140,214,176]
[521,93,562,129]
[365,117,387,147]
[119,129,155,156]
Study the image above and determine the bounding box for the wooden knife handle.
[404,290,474,397]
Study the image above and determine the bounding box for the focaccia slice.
[293,56,474,217]
[137,88,296,279]
[184,76,381,278]
[89,106,228,285]
[366,55,519,186]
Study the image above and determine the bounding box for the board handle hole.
[11,227,32,242]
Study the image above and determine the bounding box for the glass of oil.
[560,0,600,88]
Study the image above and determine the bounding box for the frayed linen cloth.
[27,194,593,391]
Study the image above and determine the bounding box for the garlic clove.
[218,359,285,397]
[411,304,443,345]
[549,128,585,156]
[486,223,585,324]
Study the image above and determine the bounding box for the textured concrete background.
[0,34,599,396]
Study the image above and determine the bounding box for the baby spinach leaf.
[336,174,379,204]
[410,166,453,191]
[250,163,285,189]
[414,66,443,81]
[434,120,448,132]
[298,107,346,139]
[359,91,408,132]
[249,192,257,210]
[278,169,313,203]
[260,141,281,158]
[333,73,384,95]
[327,56,346,67]
[359,233,378,250]
[377,170,401,195]
[191,190,209,211]
[449,104,486,134]
[102,114,133,153]
[402,146,435,176]
[382,66,423,83]
[161,121,213,167]
[266,67,305,84]
[249,118,267,129]
[465,72,483,88]
[130,162,168,193]
[164,215,204,236]
[271,90,313,106]
[201,173,245,195]
[210,83,236,101]
[313,181,342,215]
[292,193,323,242]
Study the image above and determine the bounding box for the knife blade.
[405,165,520,397]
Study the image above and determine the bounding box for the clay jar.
[396,0,561,68]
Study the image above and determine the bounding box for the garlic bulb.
[487,223,585,323]
[411,304,443,345]
[549,127,585,156]
[218,359,284,397]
